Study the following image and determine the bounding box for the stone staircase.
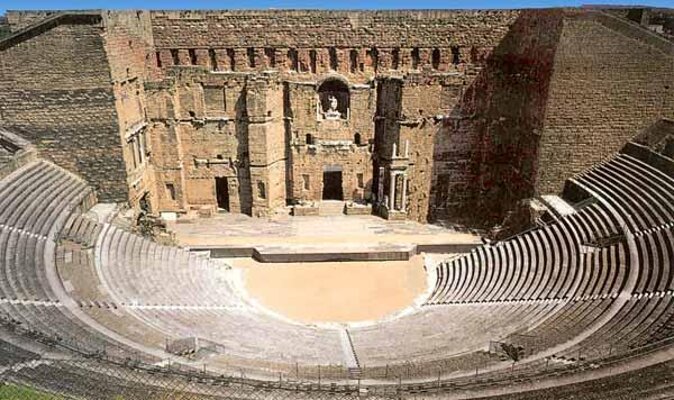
[339,329,362,380]
[319,200,345,216]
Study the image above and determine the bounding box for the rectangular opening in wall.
[432,48,440,70]
[257,181,267,200]
[188,49,197,65]
[367,48,378,72]
[411,47,420,69]
[451,46,460,65]
[349,50,358,74]
[288,48,298,71]
[392,48,400,69]
[322,170,343,201]
[329,47,338,70]
[215,177,230,211]
[227,48,236,71]
[166,183,176,201]
[309,50,317,74]
[357,173,364,189]
[170,49,179,65]
[247,47,256,68]
[264,48,276,68]
[155,51,162,68]
[209,49,218,71]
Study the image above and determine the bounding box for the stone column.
[401,174,408,212]
[377,167,384,204]
[389,171,396,210]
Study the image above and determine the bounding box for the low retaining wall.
[188,242,479,263]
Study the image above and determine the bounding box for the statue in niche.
[324,95,341,120]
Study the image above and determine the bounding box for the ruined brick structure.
[0,8,672,230]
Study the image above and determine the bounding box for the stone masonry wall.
[148,10,519,84]
[101,11,157,209]
[448,10,564,232]
[537,12,674,194]
[0,17,129,201]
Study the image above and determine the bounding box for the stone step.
[318,201,345,216]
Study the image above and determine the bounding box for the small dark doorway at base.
[215,177,230,211]
[322,171,343,200]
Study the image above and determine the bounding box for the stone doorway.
[215,177,230,211]
[322,171,343,200]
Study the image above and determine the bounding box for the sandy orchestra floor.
[233,255,428,324]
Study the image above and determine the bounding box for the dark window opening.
[209,49,218,71]
[227,48,236,71]
[288,48,299,71]
[309,50,317,74]
[367,48,378,73]
[392,48,400,69]
[357,173,364,189]
[247,47,256,68]
[306,133,314,145]
[166,183,176,201]
[451,46,461,65]
[329,47,338,70]
[264,48,276,68]
[411,47,420,69]
[170,49,179,65]
[432,48,440,69]
[354,132,361,145]
[349,50,358,74]
[155,51,162,68]
[188,49,197,65]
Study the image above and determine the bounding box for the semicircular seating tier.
[0,140,672,398]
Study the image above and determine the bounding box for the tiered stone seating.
[91,223,346,368]
[350,301,560,378]
[471,358,674,400]
[0,160,93,304]
[4,361,187,400]
[98,224,241,306]
[0,161,144,360]
[61,214,102,248]
[0,339,39,366]
[420,143,674,388]
[0,142,672,396]
[428,203,623,305]
[572,153,674,232]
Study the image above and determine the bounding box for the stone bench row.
[99,224,240,307]
[428,203,623,305]
[573,154,674,233]
[0,161,89,238]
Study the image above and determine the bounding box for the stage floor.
[166,213,481,254]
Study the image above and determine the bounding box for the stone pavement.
[167,213,481,254]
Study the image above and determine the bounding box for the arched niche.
[317,76,350,120]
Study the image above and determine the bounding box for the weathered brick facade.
[0,8,671,230]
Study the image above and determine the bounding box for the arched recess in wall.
[317,75,350,120]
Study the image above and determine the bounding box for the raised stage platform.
[167,214,481,262]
